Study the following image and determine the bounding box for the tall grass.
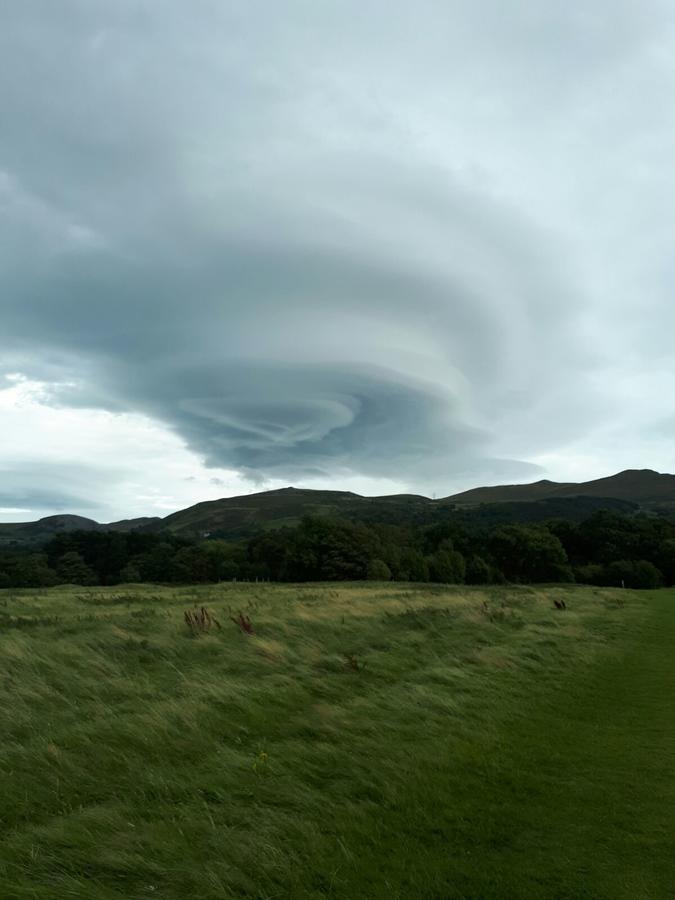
[0,582,672,898]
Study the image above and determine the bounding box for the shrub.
[632,560,663,589]
[427,545,466,584]
[56,552,98,586]
[367,558,392,581]
[119,563,142,583]
[466,555,491,584]
[573,563,605,585]
[490,525,572,583]
[601,559,664,590]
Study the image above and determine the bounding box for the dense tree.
[465,555,491,585]
[657,539,675,586]
[490,525,572,583]
[56,552,98,585]
[603,559,663,589]
[1,507,674,588]
[427,540,466,584]
[399,548,429,582]
[0,552,59,588]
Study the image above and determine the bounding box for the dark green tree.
[465,555,491,584]
[56,552,98,585]
[489,525,572,583]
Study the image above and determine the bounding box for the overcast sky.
[1,1,675,523]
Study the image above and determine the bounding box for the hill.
[1,469,674,546]
[152,469,673,538]
[0,514,160,547]
[447,468,675,507]
[150,487,438,539]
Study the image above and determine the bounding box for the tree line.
[1,509,674,590]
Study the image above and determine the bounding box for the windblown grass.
[0,582,673,898]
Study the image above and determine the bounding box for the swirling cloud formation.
[2,2,675,518]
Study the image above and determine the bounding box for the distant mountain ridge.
[0,514,160,546]
[446,469,675,505]
[1,469,674,546]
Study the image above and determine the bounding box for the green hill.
[150,487,437,539]
[2,469,674,546]
[446,468,675,507]
[153,469,674,538]
[0,514,160,547]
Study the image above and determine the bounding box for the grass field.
[1,582,674,899]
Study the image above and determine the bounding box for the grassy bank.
[0,582,673,898]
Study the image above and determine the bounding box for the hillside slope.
[151,487,437,538]
[1,469,673,546]
[447,468,675,506]
[0,514,160,547]
[155,469,674,537]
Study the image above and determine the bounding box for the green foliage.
[118,562,142,582]
[490,524,573,583]
[399,547,430,582]
[0,552,59,588]
[574,563,606,585]
[575,559,663,589]
[366,558,392,580]
[427,540,466,583]
[465,554,491,584]
[56,551,98,585]
[604,559,664,589]
[657,538,675,585]
[2,505,675,588]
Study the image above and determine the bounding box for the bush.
[465,555,491,585]
[490,525,572,583]
[601,559,664,590]
[118,563,142,583]
[633,560,664,589]
[399,550,429,582]
[657,539,675,586]
[573,563,604,585]
[427,543,466,584]
[56,552,98,586]
[367,558,392,581]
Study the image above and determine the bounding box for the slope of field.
[1,582,674,898]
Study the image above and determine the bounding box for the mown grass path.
[515,587,675,899]
[341,589,675,899]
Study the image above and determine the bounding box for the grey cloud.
[0,489,96,514]
[0,461,115,516]
[1,1,674,502]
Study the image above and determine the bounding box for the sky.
[2,1,675,523]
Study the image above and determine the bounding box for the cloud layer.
[2,2,675,518]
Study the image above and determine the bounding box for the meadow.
[1,581,674,899]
